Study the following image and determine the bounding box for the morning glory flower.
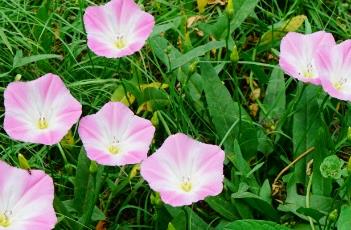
[140,133,225,207]
[78,102,155,166]
[4,73,82,145]
[279,31,335,85]
[315,40,351,101]
[83,0,155,58]
[0,160,57,229]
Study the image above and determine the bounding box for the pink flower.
[279,31,335,85]
[4,73,82,145]
[140,133,225,207]
[315,40,351,101]
[0,160,57,229]
[78,102,155,166]
[83,0,155,58]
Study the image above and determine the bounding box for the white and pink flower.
[279,31,335,85]
[140,133,225,207]
[4,73,82,145]
[83,0,155,58]
[0,160,57,229]
[316,40,351,101]
[78,102,155,166]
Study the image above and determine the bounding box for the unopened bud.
[18,153,30,170]
[230,44,239,63]
[226,0,234,18]
[129,164,140,180]
[328,209,338,221]
[89,161,98,174]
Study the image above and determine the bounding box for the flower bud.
[89,161,98,174]
[18,153,30,170]
[226,0,234,18]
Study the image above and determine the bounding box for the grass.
[1,0,351,229]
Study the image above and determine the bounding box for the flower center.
[302,63,315,79]
[108,137,120,154]
[0,213,11,227]
[333,78,347,90]
[37,117,49,129]
[180,177,192,192]
[114,35,126,49]
[108,145,119,154]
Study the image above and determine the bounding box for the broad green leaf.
[206,196,239,220]
[171,41,226,70]
[231,192,279,220]
[73,149,91,213]
[224,220,290,230]
[293,85,322,184]
[230,0,259,32]
[201,62,257,159]
[261,67,286,120]
[337,205,351,230]
[296,207,324,221]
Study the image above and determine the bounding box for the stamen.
[334,78,347,90]
[302,63,314,79]
[0,213,11,227]
[114,35,126,49]
[180,176,192,192]
[37,117,48,129]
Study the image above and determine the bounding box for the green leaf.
[224,220,290,230]
[261,67,286,120]
[201,62,257,158]
[0,28,13,55]
[73,149,91,213]
[293,85,323,184]
[171,41,226,70]
[296,207,324,221]
[231,192,279,220]
[337,205,351,230]
[206,196,239,220]
[12,53,62,69]
[230,0,259,32]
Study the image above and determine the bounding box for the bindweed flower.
[0,160,57,229]
[140,133,225,207]
[4,73,82,145]
[78,102,155,166]
[83,0,155,58]
[279,31,335,85]
[315,40,351,101]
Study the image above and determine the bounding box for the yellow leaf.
[60,130,75,147]
[111,85,136,106]
[260,15,307,45]
[197,0,208,13]
[140,82,169,90]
